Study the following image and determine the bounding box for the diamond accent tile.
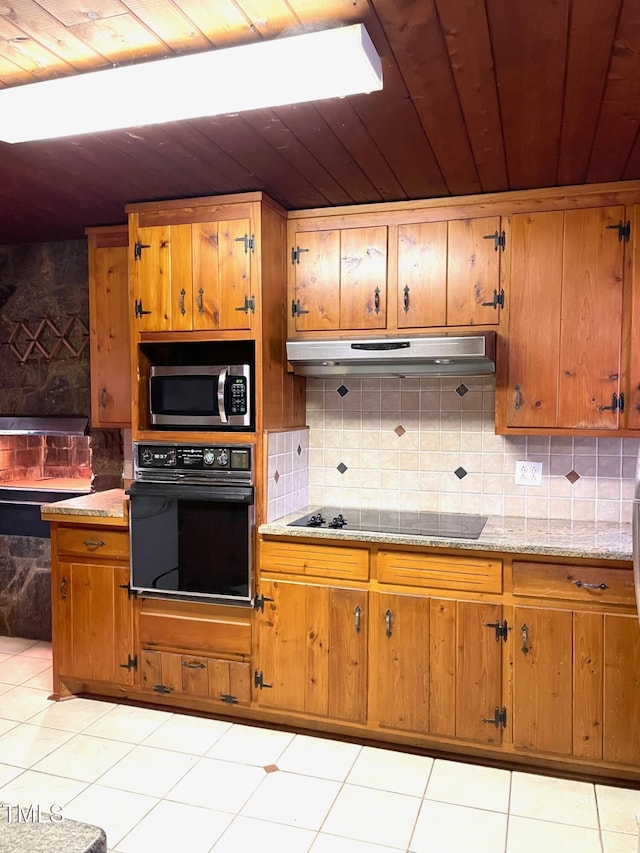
[337,462,348,474]
[454,467,467,479]
[455,383,469,397]
[297,445,302,456]
[273,470,280,483]
[395,425,406,437]
[566,470,580,484]
[263,764,279,773]
[337,384,349,397]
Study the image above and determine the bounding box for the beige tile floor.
[0,635,638,852]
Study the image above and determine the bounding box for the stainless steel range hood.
[0,416,89,436]
[286,332,496,378]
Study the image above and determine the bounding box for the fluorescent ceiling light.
[0,24,382,144]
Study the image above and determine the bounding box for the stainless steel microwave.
[149,364,252,429]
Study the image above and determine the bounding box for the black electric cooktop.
[288,508,488,540]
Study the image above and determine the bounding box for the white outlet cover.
[514,460,543,487]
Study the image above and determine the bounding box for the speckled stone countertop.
[259,509,633,562]
[0,807,106,852]
[40,488,128,521]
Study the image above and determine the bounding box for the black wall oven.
[127,442,254,605]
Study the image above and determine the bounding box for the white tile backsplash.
[304,377,639,523]
[266,429,310,522]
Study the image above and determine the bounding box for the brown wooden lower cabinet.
[511,606,640,766]
[254,579,368,722]
[370,593,504,744]
[50,521,136,692]
[47,520,640,782]
[140,650,251,706]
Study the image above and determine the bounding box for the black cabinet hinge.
[234,295,256,314]
[134,240,150,261]
[483,230,506,251]
[234,233,255,253]
[254,670,273,690]
[483,619,509,641]
[220,693,238,704]
[481,289,505,310]
[152,684,171,694]
[598,392,624,413]
[134,298,152,319]
[253,593,274,612]
[291,245,309,264]
[291,299,310,317]
[482,707,507,728]
[606,220,631,242]
[119,654,137,671]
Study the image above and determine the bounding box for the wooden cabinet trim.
[139,611,251,657]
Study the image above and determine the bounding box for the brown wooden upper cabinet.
[290,225,388,332]
[499,205,632,432]
[130,209,254,333]
[397,216,505,328]
[288,214,506,335]
[86,224,131,428]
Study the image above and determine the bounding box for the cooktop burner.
[288,508,488,540]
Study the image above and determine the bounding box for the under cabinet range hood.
[286,332,496,378]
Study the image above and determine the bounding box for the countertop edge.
[40,489,129,526]
[258,512,633,562]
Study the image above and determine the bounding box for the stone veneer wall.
[0,240,125,639]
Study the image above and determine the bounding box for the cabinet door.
[603,613,640,765]
[291,227,387,331]
[396,222,447,328]
[292,229,341,331]
[132,224,191,332]
[512,606,573,755]
[192,218,252,331]
[455,600,504,743]
[339,226,387,330]
[447,217,503,326]
[506,211,563,428]
[370,592,430,733]
[371,594,503,743]
[255,580,367,722]
[88,228,130,428]
[558,206,625,428]
[59,561,135,687]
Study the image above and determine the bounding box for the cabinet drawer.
[140,650,251,705]
[377,550,502,593]
[55,527,129,560]
[259,539,369,581]
[512,561,635,606]
[139,609,251,657]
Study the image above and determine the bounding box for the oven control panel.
[134,443,252,483]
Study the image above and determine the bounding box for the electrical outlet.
[515,460,543,487]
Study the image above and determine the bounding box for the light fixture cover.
[0,24,383,144]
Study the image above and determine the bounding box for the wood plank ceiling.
[1,0,639,244]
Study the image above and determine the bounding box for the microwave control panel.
[134,443,252,481]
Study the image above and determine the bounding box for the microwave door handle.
[218,368,228,424]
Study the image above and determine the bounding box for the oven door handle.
[218,367,228,424]
[127,481,254,504]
